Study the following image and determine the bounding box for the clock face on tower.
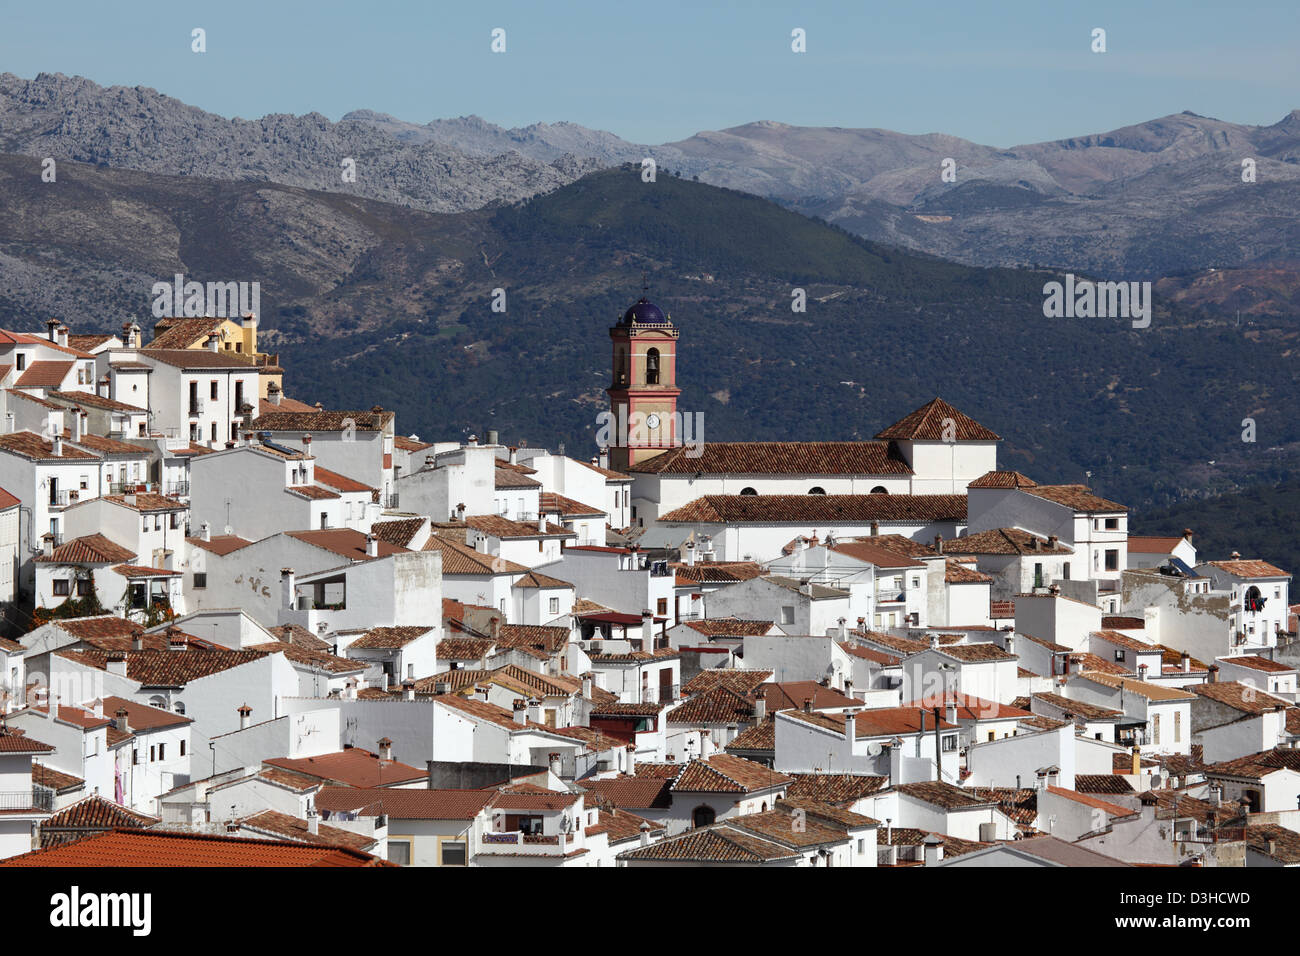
[645,413,660,429]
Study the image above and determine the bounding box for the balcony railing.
[48,490,80,508]
[478,831,577,855]
[0,790,54,812]
[641,684,680,704]
[188,400,205,417]
[165,481,190,497]
[382,493,400,509]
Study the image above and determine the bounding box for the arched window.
[692,805,716,828]
[173,701,186,715]
[149,696,166,709]
[808,487,826,495]
[869,486,889,495]
[645,348,660,385]
[740,487,758,496]
[614,347,629,386]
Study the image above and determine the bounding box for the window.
[656,598,667,615]
[911,577,920,588]
[808,486,826,495]
[645,348,660,385]
[549,597,559,615]
[79,475,89,490]
[1105,517,1119,530]
[439,840,466,866]
[1062,562,1070,580]
[52,579,70,597]
[942,734,958,752]
[180,740,186,757]
[1114,649,1125,662]
[739,487,757,496]
[389,841,412,866]
[193,572,207,589]
[158,743,166,760]
[1105,549,1119,571]
[150,745,156,762]
[869,486,889,495]
[15,354,25,371]
[75,578,91,597]
[209,381,219,400]
[781,605,795,625]
[132,749,139,766]
[692,805,716,828]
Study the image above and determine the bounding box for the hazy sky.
[2,0,1297,146]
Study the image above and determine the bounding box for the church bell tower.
[605,291,681,472]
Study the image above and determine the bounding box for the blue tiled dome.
[621,297,671,326]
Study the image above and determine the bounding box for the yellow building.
[145,316,283,399]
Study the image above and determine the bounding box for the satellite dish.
[867,743,883,757]
[1150,773,1163,789]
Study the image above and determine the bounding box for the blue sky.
[2,0,1297,145]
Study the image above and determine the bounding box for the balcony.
[477,831,581,856]
[0,789,54,812]
[641,684,680,704]
[165,481,190,497]
[382,493,400,509]
[187,399,205,417]
[47,490,80,509]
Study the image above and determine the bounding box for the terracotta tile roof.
[14,360,74,388]
[943,527,1072,556]
[1128,536,1189,553]
[247,641,364,675]
[0,827,392,866]
[1204,748,1300,781]
[33,533,136,565]
[725,716,776,754]
[550,725,628,753]
[671,561,766,584]
[617,824,798,863]
[187,534,253,555]
[264,749,426,788]
[667,685,756,724]
[513,569,573,589]
[1081,672,1196,701]
[1024,484,1128,513]
[48,614,144,642]
[579,776,674,810]
[1224,655,1296,674]
[1191,681,1289,714]
[963,787,1039,824]
[315,786,495,820]
[141,348,258,370]
[251,766,322,793]
[31,764,84,793]
[313,467,374,494]
[874,397,999,441]
[788,706,956,738]
[539,492,604,517]
[287,485,340,501]
[902,692,1031,720]
[967,470,1038,489]
[1076,774,1136,795]
[1103,615,1146,629]
[0,727,57,753]
[495,624,570,653]
[146,317,226,350]
[761,681,858,711]
[682,618,774,638]
[839,642,900,666]
[494,467,542,489]
[48,390,145,413]
[251,409,393,432]
[1243,825,1300,863]
[728,808,856,848]
[266,624,332,652]
[66,334,117,352]
[101,695,192,730]
[1032,692,1123,721]
[490,789,581,812]
[587,701,668,717]
[829,540,926,568]
[786,773,887,804]
[659,494,966,525]
[394,435,434,452]
[0,430,98,460]
[100,492,187,512]
[465,514,575,539]
[287,528,408,560]
[1203,559,1289,579]
[934,642,1016,662]
[237,809,377,852]
[40,794,157,835]
[369,517,427,547]
[945,560,993,584]
[434,694,560,734]
[1091,629,1161,654]
[437,636,494,660]
[348,625,434,649]
[586,807,667,844]
[1046,786,1135,819]
[632,441,914,476]
[422,535,529,574]
[893,781,997,810]
[671,753,793,793]
[1069,652,1129,676]
[57,647,271,686]
[682,669,773,696]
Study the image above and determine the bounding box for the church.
[600,293,1006,540]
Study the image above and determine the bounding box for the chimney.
[51,433,63,456]
[45,691,58,723]
[1137,663,1148,681]
[57,324,69,348]
[267,382,282,405]
[1183,529,1194,542]
[838,617,848,640]
[41,534,54,559]
[1181,651,1190,674]
[207,334,219,352]
[167,627,187,651]
[106,654,127,677]
[947,701,959,725]
[1210,783,1223,807]
[455,503,466,521]
[870,521,880,537]
[685,541,696,567]
[537,510,548,533]
[1004,634,1015,656]
[200,521,211,542]
[923,834,944,867]
[641,609,654,648]
[509,446,518,465]
[639,821,651,847]
[468,434,478,447]
[378,737,393,761]
[1047,535,1058,549]
[1208,664,1219,684]
[280,568,296,609]
[549,752,562,777]
[1231,551,1241,560]
[582,675,593,699]
[802,697,813,713]
[238,703,252,730]
[527,698,543,725]
[302,434,313,453]
[1130,745,1140,776]
[624,743,637,776]
[844,710,856,746]
[46,317,58,342]
[365,534,378,557]
[512,698,527,724]
[114,708,130,736]
[402,680,415,702]
[929,634,939,650]
[934,535,943,555]
[306,810,319,836]
[71,408,83,442]
[753,693,766,720]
